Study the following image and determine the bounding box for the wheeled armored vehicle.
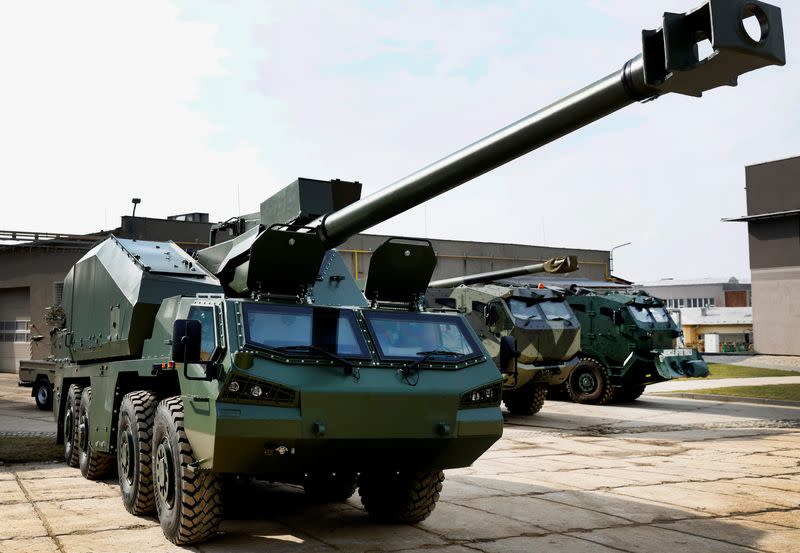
[565,287,708,402]
[51,0,784,543]
[429,257,582,415]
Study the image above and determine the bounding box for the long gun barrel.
[429,256,579,289]
[314,0,784,248]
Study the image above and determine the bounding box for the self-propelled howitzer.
[51,1,785,545]
[427,257,582,415]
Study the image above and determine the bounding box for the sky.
[0,1,796,282]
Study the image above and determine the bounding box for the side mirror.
[612,310,624,326]
[172,319,201,364]
[499,335,519,374]
[484,305,499,328]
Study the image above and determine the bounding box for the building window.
[709,297,715,306]
[679,299,685,307]
[0,320,30,343]
[54,282,65,306]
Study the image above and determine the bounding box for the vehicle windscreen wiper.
[273,345,359,381]
[546,316,574,326]
[395,350,463,387]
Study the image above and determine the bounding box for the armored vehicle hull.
[565,290,708,402]
[52,0,784,543]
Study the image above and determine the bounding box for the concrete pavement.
[2,371,799,553]
[647,376,800,393]
[704,355,800,372]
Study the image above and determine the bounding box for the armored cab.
[565,287,709,402]
[51,0,784,545]
[429,257,582,414]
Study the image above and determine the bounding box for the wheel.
[34,379,53,411]
[303,472,358,502]
[565,358,613,405]
[63,384,84,467]
[358,470,444,523]
[118,390,159,515]
[614,384,646,403]
[78,387,115,479]
[503,382,547,416]
[153,397,222,545]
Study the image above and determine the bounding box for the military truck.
[429,257,581,415]
[52,0,784,544]
[18,359,56,410]
[18,304,67,410]
[565,287,708,402]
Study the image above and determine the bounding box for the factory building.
[725,154,800,355]
[633,277,751,309]
[0,217,611,373]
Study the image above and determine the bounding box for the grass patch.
[678,384,800,402]
[0,436,62,464]
[688,363,798,380]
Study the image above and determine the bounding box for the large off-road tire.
[303,472,358,502]
[153,397,222,545]
[566,358,614,405]
[34,379,53,411]
[614,384,646,403]
[359,470,444,523]
[63,384,84,467]
[78,387,115,479]
[503,382,547,416]
[118,390,159,515]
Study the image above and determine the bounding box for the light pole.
[131,198,142,240]
[609,242,631,275]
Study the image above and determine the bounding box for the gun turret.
[199,0,785,297]
[429,256,578,289]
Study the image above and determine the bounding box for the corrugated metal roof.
[503,277,628,289]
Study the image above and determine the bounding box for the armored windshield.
[242,304,369,358]
[628,306,652,324]
[507,298,543,320]
[540,300,573,322]
[649,307,671,324]
[363,312,479,361]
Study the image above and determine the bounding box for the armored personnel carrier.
[565,287,708,403]
[429,257,581,415]
[51,0,784,544]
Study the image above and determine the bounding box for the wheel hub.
[37,385,49,404]
[155,439,175,508]
[64,408,74,441]
[78,413,89,452]
[577,371,597,393]
[119,428,135,485]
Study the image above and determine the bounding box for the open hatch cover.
[364,238,436,305]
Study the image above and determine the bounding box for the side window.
[188,306,217,362]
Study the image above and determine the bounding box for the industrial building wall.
[337,234,610,283]
[0,287,31,373]
[0,248,86,372]
[751,267,800,355]
[743,156,800,355]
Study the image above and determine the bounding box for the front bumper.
[191,401,502,475]
[622,348,709,383]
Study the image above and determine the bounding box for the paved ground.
[0,374,54,436]
[1,376,800,552]
[704,355,800,372]
[647,376,800,393]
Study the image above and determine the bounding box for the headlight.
[460,382,502,409]
[220,373,298,407]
